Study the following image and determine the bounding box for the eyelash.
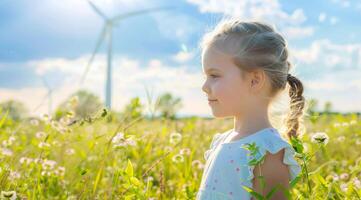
[209,74,219,78]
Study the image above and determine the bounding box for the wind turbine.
[80,0,172,109]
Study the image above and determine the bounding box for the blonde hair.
[200,18,305,140]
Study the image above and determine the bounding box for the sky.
[0,0,361,117]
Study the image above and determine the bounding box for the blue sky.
[1,0,361,116]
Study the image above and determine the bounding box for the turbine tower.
[81,0,171,109]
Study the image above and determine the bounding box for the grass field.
[0,106,360,199]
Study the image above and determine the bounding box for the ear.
[249,69,266,93]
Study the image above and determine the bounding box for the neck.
[233,106,272,137]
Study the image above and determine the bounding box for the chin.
[211,110,228,118]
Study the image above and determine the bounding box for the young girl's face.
[202,45,253,118]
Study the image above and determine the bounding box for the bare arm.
[251,149,290,200]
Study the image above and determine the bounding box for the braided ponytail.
[285,73,305,139]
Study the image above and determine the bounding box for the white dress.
[196,127,301,200]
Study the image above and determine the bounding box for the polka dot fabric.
[196,128,301,200]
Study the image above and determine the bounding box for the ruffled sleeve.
[203,132,226,161]
[243,138,302,183]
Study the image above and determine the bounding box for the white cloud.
[1,54,212,117]
[318,12,327,22]
[291,39,361,69]
[282,26,314,39]
[186,0,313,39]
[331,0,351,8]
[287,39,361,112]
[172,51,195,63]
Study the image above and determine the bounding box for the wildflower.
[9,170,21,179]
[350,120,357,125]
[310,132,329,145]
[172,154,184,163]
[112,132,136,148]
[164,146,173,152]
[0,191,17,200]
[333,123,341,127]
[337,136,345,142]
[340,173,349,181]
[192,160,204,169]
[30,119,39,126]
[2,136,15,147]
[54,166,65,177]
[19,157,33,165]
[1,148,13,157]
[38,142,51,149]
[353,177,361,189]
[180,148,191,155]
[42,159,57,170]
[35,131,46,139]
[170,132,182,144]
[65,148,75,155]
[340,183,348,192]
[356,139,361,145]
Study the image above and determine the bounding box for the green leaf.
[130,177,141,186]
[242,185,264,200]
[125,159,134,177]
[0,109,9,128]
[93,166,104,194]
[265,186,279,199]
[290,175,301,188]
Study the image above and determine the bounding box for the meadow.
[0,98,360,200]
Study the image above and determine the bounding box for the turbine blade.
[80,24,108,84]
[88,0,108,20]
[111,6,175,22]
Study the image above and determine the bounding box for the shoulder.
[252,149,290,199]
[243,129,302,195]
[209,129,232,148]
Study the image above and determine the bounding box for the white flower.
[170,132,182,144]
[42,159,57,170]
[19,157,33,165]
[1,190,17,200]
[310,132,329,145]
[112,132,124,143]
[180,148,191,155]
[191,160,204,169]
[112,132,136,148]
[9,170,21,179]
[172,154,184,163]
[340,183,348,192]
[1,148,13,157]
[54,166,65,177]
[38,142,51,149]
[332,174,339,182]
[350,120,357,125]
[35,132,46,139]
[353,178,361,189]
[340,173,349,180]
[30,119,39,126]
[337,136,345,142]
[65,148,75,155]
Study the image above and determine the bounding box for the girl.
[197,19,305,200]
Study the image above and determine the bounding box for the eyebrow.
[204,68,221,73]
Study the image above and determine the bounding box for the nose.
[202,80,210,94]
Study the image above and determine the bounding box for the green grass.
[0,110,360,199]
